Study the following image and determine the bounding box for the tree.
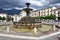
[10,17,13,21]
[49,14,56,20]
[34,14,56,20]
[39,16,44,20]
[34,17,39,19]
[2,16,6,20]
[0,16,2,20]
[39,14,56,20]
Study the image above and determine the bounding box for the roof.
[31,6,57,13]
[53,7,60,11]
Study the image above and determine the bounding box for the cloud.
[50,3,60,7]
[0,0,60,10]
[3,7,23,10]
[22,0,50,7]
[24,0,43,6]
[30,1,43,6]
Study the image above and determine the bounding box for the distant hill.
[0,8,22,15]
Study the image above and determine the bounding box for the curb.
[0,31,60,39]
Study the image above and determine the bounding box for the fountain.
[13,3,41,34]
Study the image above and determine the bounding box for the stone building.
[13,10,26,22]
[30,7,57,17]
[53,8,60,20]
[13,6,60,22]
[0,13,7,18]
[29,6,59,20]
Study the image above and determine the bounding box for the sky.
[0,0,60,10]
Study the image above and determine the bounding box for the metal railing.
[0,22,13,26]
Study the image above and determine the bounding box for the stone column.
[7,26,9,33]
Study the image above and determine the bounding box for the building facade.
[0,13,7,18]
[13,6,60,22]
[30,7,59,20]
[53,8,60,20]
[13,10,26,22]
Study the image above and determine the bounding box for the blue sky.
[0,0,60,10]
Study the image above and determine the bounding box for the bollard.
[53,24,56,31]
[7,26,9,33]
[34,27,37,35]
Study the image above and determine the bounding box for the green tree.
[2,16,6,20]
[49,14,56,20]
[0,16,2,20]
[39,14,56,20]
[39,16,44,20]
[42,16,48,20]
